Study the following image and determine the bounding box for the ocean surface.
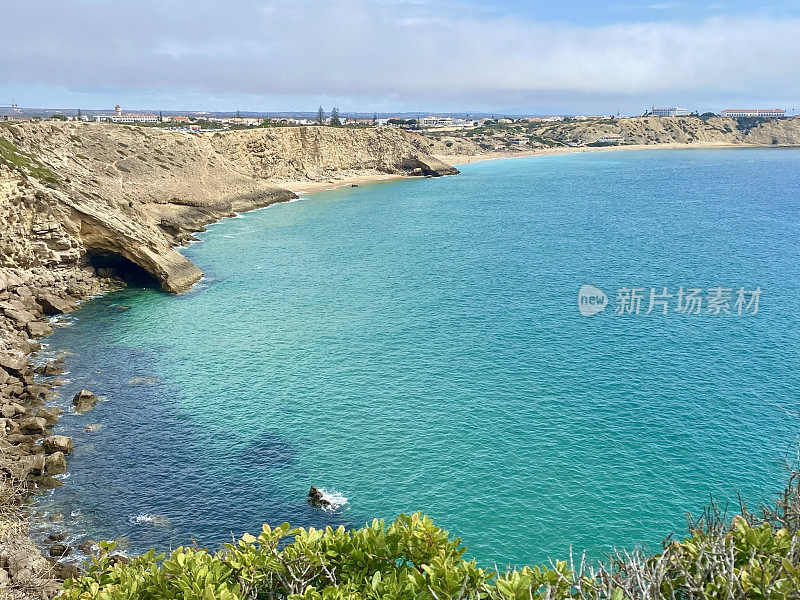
[33,148,800,568]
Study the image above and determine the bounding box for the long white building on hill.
[720,109,786,118]
[93,105,159,123]
[647,106,690,117]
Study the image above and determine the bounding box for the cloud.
[1,0,798,111]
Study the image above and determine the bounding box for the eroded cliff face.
[422,116,800,156]
[0,122,457,293]
[561,116,800,146]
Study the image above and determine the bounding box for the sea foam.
[318,488,348,510]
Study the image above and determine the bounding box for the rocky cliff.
[0,122,459,597]
[0,122,457,294]
[547,116,800,146]
[421,116,800,156]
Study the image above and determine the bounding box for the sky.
[1,0,799,115]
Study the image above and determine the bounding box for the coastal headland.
[0,116,799,597]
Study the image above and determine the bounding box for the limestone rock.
[35,475,63,489]
[18,416,47,435]
[42,434,73,454]
[0,351,28,375]
[36,293,78,315]
[26,319,54,338]
[45,451,67,475]
[36,408,60,427]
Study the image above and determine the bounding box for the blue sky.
[464,0,800,25]
[2,0,799,114]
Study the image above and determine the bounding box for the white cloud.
[1,0,798,111]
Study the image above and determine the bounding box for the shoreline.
[272,142,779,199]
[279,172,406,195]
[434,140,770,166]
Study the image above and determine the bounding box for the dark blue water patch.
[237,432,297,470]
[34,291,355,554]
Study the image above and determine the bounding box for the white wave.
[318,488,348,510]
[129,513,171,528]
[49,315,75,326]
[130,513,154,524]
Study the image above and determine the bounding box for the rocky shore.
[0,121,461,598]
[0,265,127,598]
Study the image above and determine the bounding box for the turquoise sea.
[34,149,800,568]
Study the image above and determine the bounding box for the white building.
[94,110,159,123]
[420,116,454,128]
[647,106,690,117]
[597,135,624,144]
[720,109,786,118]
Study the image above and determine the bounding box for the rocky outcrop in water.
[308,486,331,507]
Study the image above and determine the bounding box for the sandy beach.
[277,142,763,196]
[280,172,406,195]
[435,141,762,167]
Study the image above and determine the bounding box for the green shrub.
[60,486,800,600]
[0,136,61,187]
[735,117,770,134]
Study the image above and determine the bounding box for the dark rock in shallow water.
[113,536,130,552]
[48,532,66,542]
[49,544,72,557]
[149,514,171,529]
[308,486,331,507]
[72,389,98,413]
[36,476,63,489]
[35,360,66,376]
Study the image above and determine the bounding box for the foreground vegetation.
[0,134,61,187]
[60,468,800,600]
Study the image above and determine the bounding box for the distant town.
[0,104,791,134]
[1,102,794,153]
